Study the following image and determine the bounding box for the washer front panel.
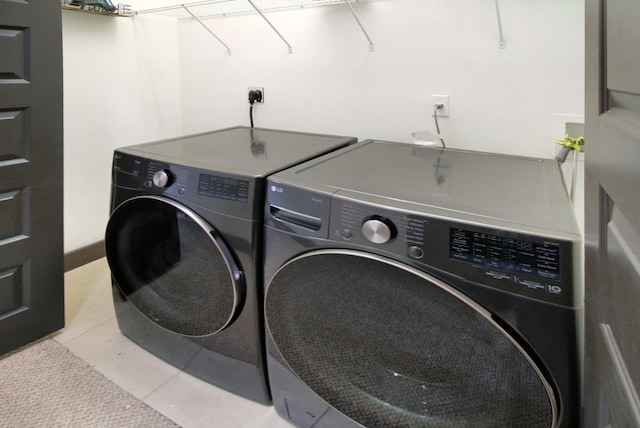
[265,250,556,428]
[106,196,244,337]
[265,181,577,307]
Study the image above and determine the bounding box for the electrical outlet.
[248,87,264,103]
[432,95,449,117]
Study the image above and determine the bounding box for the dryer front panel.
[265,250,557,428]
[106,195,244,337]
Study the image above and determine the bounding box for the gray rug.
[0,338,179,428]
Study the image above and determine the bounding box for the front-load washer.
[104,126,356,404]
[263,140,582,426]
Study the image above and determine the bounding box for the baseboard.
[64,241,106,272]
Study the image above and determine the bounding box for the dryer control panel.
[112,151,258,219]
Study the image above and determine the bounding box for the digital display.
[197,174,249,203]
[450,228,560,280]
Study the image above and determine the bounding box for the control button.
[152,169,174,188]
[340,229,353,240]
[178,188,186,196]
[362,216,396,244]
[408,246,424,259]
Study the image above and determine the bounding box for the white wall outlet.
[432,95,450,117]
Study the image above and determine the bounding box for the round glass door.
[105,196,244,337]
[265,250,556,428]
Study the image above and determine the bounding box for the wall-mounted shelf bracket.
[182,5,232,55]
[343,0,374,52]
[134,0,374,53]
[246,0,293,54]
[494,0,506,49]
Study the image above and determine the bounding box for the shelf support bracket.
[494,0,506,49]
[182,4,232,55]
[343,0,374,52]
[246,0,293,54]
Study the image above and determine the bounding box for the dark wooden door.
[585,0,640,426]
[0,1,64,354]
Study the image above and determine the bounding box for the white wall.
[62,0,584,252]
[62,11,181,252]
[178,0,584,159]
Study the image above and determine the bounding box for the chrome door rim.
[265,248,558,427]
[106,195,244,336]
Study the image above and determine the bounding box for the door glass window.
[266,252,555,428]
[106,197,242,336]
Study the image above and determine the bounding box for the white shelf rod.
[182,5,232,55]
[135,0,233,15]
[494,0,506,49]
[246,0,293,54]
[343,0,374,52]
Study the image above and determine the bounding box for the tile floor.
[54,257,291,428]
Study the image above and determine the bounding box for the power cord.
[433,104,446,148]
[248,89,263,128]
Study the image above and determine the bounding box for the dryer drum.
[265,250,557,428]
[106,196,244,337]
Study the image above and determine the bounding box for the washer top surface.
[272,140,580,234]
[116,126,356,177]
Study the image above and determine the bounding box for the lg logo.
[271,185,283,193]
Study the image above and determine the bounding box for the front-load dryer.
[105,126,356,404]
[263,140,582,426]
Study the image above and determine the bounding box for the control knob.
[362,216,396,244]
[152,169,174,188]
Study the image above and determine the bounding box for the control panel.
[330,198,429,262]
[112,151,249,203]
[328,196,575,306]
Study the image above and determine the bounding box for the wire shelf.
[135,0,373,54]
[135,0,345,20]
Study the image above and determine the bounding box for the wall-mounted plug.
[432,95,449,117]
[248,87,264,104]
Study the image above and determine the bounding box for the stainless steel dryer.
[263,140,582,426]
[104,126,356,404]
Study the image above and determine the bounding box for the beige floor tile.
[143,371,290,428]
[57,258,115,344]
[60,258,293,427]
[62,317,181,399]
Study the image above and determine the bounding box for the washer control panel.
[329,197,576,307]
[331,198,428,256]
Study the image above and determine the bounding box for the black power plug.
[248,89,263,105]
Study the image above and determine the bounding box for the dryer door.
[265,250,557,428]
[105,195,244,337]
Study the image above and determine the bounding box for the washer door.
[105,195,244,337]
[265,250,557,428]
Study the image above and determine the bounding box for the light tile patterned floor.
[57,258,291,428]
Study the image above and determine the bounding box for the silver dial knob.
[362,217,396,244]
[152,170,173,188]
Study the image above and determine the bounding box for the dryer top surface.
[271,140,580,234]
[116,126,355,177]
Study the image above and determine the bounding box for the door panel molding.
[0,0,64,355]
[599,323,640,425]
